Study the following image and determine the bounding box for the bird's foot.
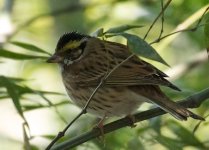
[93,117,106,141]
[126,114,136,128]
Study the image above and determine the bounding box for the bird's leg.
[126,114,136,128]
[94,115,106,140]
[97,117,105,136]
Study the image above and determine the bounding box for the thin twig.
[151,5,209,44]
[156,4,209,50]
[45,110,84,150]
[143,0,172,40]
[157,0,165,41]
[150,23,207,44]
[195,5,209,29]
[51,87,209,150]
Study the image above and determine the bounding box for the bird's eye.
[64,48,84,64]
[63,41,86,65]
[68,41,86,60]
[70,49,83,60]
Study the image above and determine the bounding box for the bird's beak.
[46,54,63,63]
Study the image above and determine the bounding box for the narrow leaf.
[0,76,24,119]
[36,90,64,95]
[105,25,144,34]
[11,41,51,55]
[15,85,63,96]
[127,137,145,150]
[31,146,39,150]
[149,117,162,134]
[155,135,183,150]
[0,95,9,99]
[193,114,209,134]
[0,49,48,60]
[6,77,26,82]
[23,104,45,111]
[38,134,57,140]
[0,90,8,99]
[0,76,26,85]
[91,28,104,37]
[117,33,169,66]
[168,121,205,148]
[204,13,209,59]
[23,101,69,111]
[23,123,31,150]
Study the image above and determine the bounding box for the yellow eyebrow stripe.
[62,40,81,51]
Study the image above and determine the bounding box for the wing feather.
[76,38,180,91]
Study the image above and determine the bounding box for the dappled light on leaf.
[117,33,169,66]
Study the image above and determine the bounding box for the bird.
[47,31,203,123]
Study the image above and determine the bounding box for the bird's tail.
[152,96,204,121]
[131,85,204,121]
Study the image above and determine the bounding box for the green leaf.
[0,49,48,60]
[11,41,51,55]
[168,121,205,148]
[14,85,63,96]
[155,135,183,150]
[37,134,57,140]
[0,90,8,100]
[0,95,9,99]
[91,28,104,37]
[23,123,31,150]
[116,33,169,66]
[5,77,26,82]
[127,137,145,150]
[105,24,144,34]
[36,90,64,95]
[23,101,69,111]
[23,104,46,111]
[204,13,209,57]
[193,114,209,134]
[149,117,162,134]
[204,13,209,44]
[0,76,25,119]
[30,145,39,150]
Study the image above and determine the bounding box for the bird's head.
[47,32,90,65]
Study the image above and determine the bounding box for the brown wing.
[76,38,180,91]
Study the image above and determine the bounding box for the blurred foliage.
[0,0,209,150]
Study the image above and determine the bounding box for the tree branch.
[50,87,209,150]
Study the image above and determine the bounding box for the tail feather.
[131,85,204,121]
[152,96,204,121]
[168,82,181,92]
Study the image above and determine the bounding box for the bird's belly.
[66,86,148,118]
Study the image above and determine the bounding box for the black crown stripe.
[56,31,90,51]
